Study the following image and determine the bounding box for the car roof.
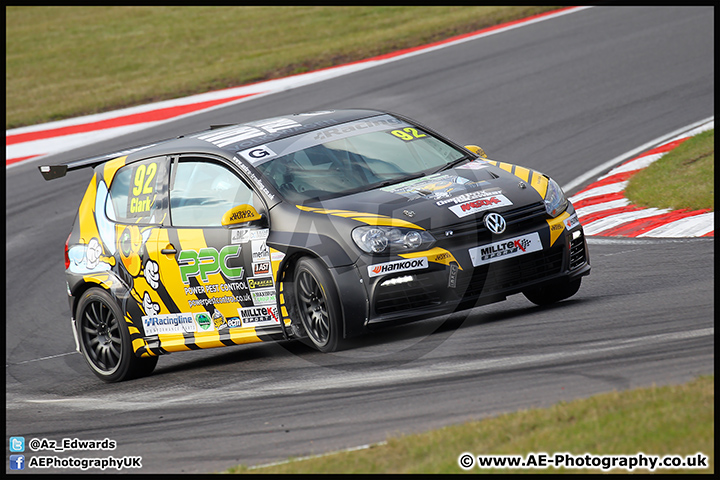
[39,109,390,180]
[190,108,387,152]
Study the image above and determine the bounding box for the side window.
[106,157,168,224]
[169,159,260,227]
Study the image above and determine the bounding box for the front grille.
[430,201,547,249]
[455,245,564,298]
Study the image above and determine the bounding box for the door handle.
[161,244,177,255]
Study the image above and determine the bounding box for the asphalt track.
[5,6,714,474]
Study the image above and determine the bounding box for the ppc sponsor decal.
[564,212,581,230]
[178,245,244,284]
[142,313,196,335]
[367,257,428,278]
[449,194,513,218]
[237,306,280,327]
[468,232,542,267]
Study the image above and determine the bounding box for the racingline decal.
[367,257,428,278]
[449,194,513,218]
[468,233,542,267]
[142,313,196,335]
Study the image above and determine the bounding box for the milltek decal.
[237,306,280,327]
[468,233,542,267]
[142,313,196,335]
[449,194,513,218]
[367,257,428,278]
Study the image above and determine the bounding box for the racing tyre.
[76,288,158,382]
[293,257,343,352]
[523,278,582,306]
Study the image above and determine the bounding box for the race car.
[39,109,590,382]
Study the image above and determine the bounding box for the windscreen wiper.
[432,155,472,174]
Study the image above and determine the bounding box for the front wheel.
[76,287,158,382]
[523,278,582,306]
[293,257,343,352]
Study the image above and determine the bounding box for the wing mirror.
[464,145,488,158]
[221,204,264,227]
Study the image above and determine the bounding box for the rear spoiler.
[38,143,162,181]
[38,123,242,180]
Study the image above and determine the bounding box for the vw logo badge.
[484,212,506,234]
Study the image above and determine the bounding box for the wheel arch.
[275,246,368,341]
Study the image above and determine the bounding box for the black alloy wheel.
[76,288,157,382]
[293,257,343,352]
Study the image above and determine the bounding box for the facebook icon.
[10,454,25,470]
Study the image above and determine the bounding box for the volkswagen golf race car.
[39,109,590,382]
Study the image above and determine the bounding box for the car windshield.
[251,115,468,202]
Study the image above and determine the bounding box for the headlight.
[352,226,435,254]
[544,177,568,218]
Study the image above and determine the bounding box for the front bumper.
[346,210,591,331]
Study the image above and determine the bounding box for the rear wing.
[37,123,236,181]
[38,143,161,181]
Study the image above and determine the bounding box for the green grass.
[6,6,560,129]
[624,130,714,211]
[226,376,713,474]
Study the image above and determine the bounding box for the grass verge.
[226,376,714,474]
[6,6,560,129]
[624,129,714,211]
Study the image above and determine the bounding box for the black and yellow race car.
[40,109,590,382]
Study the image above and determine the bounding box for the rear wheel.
[523,278,582,306]
[76,287,157,382]
[293,257,343,352]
